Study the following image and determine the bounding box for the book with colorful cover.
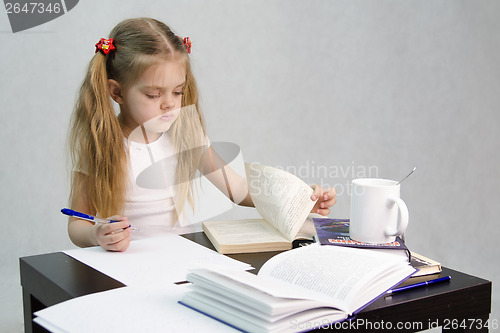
[313,218,410,259]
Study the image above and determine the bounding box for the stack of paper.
[34,235,251,332]
[63,234,252,285]
[35,284,238,332]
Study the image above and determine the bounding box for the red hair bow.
[95,38,115,55]
[180,36,192,54]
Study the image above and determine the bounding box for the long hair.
[69,17,205,218]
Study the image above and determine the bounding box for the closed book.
[313,218,410,260]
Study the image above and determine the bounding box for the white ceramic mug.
[349,178,409,244]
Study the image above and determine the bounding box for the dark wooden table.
[20,233,492,332]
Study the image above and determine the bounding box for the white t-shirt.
[75,132,208,239]
[124,132,209,239]
[124,132,178,239]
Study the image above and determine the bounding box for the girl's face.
[119,58,186,141]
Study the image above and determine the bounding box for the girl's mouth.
[160,113,173,121]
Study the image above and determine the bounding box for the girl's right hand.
[94,216,131,252]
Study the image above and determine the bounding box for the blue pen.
[61,208,139,231]
[386,275,451,295]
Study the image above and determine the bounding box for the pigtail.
[70,53,127,217]
[171,61,205,215]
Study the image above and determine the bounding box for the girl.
[68,17,336,252]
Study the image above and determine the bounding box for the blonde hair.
[69,17,205,218]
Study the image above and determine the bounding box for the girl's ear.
[108,79,124,104]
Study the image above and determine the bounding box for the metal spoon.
[397,167,416,185]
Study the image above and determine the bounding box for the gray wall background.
[1,0,499,331]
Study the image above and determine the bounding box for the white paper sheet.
[34,283,238,333]
[63,234,252,286]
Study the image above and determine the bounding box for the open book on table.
[202,163,317,254]
[180,244,417,333]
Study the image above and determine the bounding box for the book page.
[245,163,316,241]
[258,245,415,313]
[185,267,335,314]
[203,219,290,245]
[294,215,318,240]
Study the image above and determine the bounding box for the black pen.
[386,276,451,295]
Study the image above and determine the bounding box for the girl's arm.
[68,172,131,251]
[199,146,254,207]
[198,147,336,215]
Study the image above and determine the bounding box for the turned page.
[258,245,416,314]
[245,163,316,241]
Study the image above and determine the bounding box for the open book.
[202,163,317,254]
[180,245,416,333]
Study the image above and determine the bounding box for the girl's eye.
[146,94,160,99]
[174,91,184,96]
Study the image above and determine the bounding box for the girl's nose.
[161,96,175,110]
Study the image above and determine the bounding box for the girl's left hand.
[310,185,337,216]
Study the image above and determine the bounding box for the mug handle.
[385,197,409,237]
